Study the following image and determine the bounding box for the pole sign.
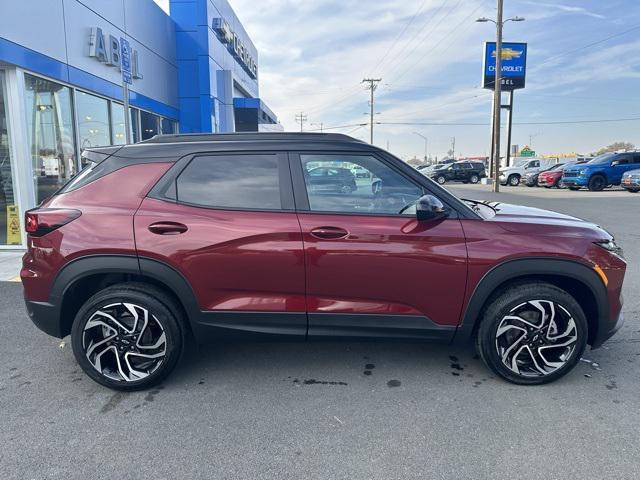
[483,42,527,91]
[120,37,133,85]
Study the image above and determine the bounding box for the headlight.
[595,239,624,259]
[578,169,587,175]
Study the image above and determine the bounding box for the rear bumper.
[24,298,64,338]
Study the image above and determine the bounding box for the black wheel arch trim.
[452,257,608,346]
[46,254,202,337]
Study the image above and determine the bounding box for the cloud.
[519,1,606,19]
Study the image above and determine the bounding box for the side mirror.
[611,160,620,166]
[416,194,449,222]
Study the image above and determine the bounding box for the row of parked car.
[418,152,640,194]
[504,152,640,193]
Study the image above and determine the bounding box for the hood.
[480,201,610,240]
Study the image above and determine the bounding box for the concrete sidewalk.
[0,251,23,282]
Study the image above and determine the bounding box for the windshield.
[587,153,615,165]
[549,163,565,171]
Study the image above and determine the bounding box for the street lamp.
[476,1,524,193]
[412,132,428,164]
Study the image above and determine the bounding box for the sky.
[153,0,640,160]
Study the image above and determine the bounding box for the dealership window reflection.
[0,71,19,245]
[24,74,76,204]
[76,91,110,149]
[140,110,159,140]
[110,102,127,146]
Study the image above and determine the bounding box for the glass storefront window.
[160,117,176,134]
[0,71,20,245]
[140,110,159,140]
[76,91,110,149]
[111,102,126,145]
[24,74,76,204]
[130,108,140,143]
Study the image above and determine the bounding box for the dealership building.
[0,0,279,248]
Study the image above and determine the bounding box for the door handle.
[310,226,349,239]
[148,221,188,235]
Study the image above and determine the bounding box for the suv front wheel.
[588,174,607,192]
[476,282,587,385]
[71,283,184,390]
[507,174,520,186]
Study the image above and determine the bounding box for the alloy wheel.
[82,302,167,382]
[495,300,577,378]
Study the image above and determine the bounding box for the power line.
[388,1,486,85]
[370,0,430,73]
[537,23,640,68]
[375,115,640,126]
[379,0,457,79]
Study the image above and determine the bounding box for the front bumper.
[592,310,624,349]
[561,176,588,187]
[622,177,640,188]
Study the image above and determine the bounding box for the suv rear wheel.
[588,174,606,192]
[436,175,446,185]
[71,283,184,390]
[476,282,587,385]
[469,174,480,184]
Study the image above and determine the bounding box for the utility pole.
[362,78,381,144]
[477,7,524,191]
[295,112,308,132]
[413,132,428,163]
[491,0,504,192]
[311,122,324,132]
[451,137,456,159]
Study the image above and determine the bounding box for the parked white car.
[499,158,558,186]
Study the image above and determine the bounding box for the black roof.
[140,132,366,144]
[85,132,375,160]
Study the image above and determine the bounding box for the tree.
[406,156,423,166]
[594,141,635,156]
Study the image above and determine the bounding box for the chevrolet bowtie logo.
[492,47,523,61]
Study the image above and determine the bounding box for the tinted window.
[300,154,422,215]
[615,156,631,165]
[462,163,473,169]
[177,154,281,210]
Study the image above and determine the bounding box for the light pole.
[477,5,524,192]
[413,132,428,163]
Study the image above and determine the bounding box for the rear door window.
[175,153,288,210]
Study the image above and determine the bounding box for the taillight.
[25,208,81,237]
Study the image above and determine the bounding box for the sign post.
[120,37,133,144]
[483,41,527,172]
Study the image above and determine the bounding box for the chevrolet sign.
[482,42,527,91]
[212,18,258,79]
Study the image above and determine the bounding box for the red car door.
[134,152,306,337]
[292,152,468,340]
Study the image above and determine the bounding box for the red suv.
[22,133,626,390]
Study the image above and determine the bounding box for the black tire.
[568,186,581,191]
[508,174,520,187]
[71,283,185,391]
[626,188,639,193]
[470,174,480,184]
[588,175,606,192]
[436,175,446,185]
[476,282,588,385]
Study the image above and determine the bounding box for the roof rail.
[141,132,365,144]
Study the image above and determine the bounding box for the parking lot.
[1,185,638,479]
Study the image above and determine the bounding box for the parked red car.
[538,163,567,188]
[22,133,626,390]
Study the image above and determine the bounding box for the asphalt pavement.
[1,185,638,479]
